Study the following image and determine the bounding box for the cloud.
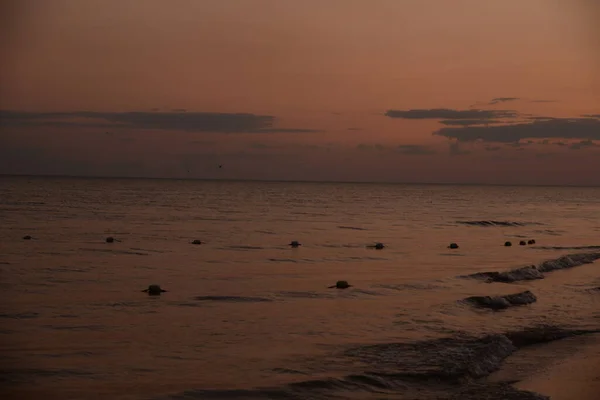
[384,108,518,120]
[434,118,600,143]
[396,144,436,155]
[488,97,519,105]
[0,110,319,133]
[439,119,503,126]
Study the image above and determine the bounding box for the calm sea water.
[1,176,599,399]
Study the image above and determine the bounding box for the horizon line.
[1,173,598,189]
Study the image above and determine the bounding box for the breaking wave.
[161,325,594,400]
[456,220,539,227]
[534,245,600,250]
[463,290,537,310]
[464,252,600,283]
[337,226,368,231]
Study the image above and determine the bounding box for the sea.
[1,176,599,400]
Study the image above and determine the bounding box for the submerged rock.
[527,239,536,244]
[106,236,115,243]
[504,241,512,247]
[519,240,526,246]
[142,284,167,295]
[448,243,459,249]
[289,241,301,248]
[329,280,351,289]
[191,239,202,245]
[22,235,32,240]
[367,242,385,249]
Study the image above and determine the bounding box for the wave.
[450,382,550,400]
[464,252,600,283]
[337,226,368,231]
[275,291,335,299]
[0,312,39,319]
[463,290,537,310]
[255,230,276,235]
[161,325,595,400]
[225,245,264,251]
[44,324,106,331]
[503,325,600,348]
[193,296,274,303]
[78,247,149,256]
[534,245,600,250]
[0,368,94,383]
[456,220,539,227]
[343,334,515,380]
[374,282,443,291]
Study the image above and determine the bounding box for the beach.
[516,334,600,400]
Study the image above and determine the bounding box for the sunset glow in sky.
[1,0,599,185]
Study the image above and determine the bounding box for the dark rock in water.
[191,239,202,245]
[142,284,167,295]
[504,241,512,247]
[527,239,536,244]
[374,242,384,249]
[106,236,115,243]
[448,243,459,249]
[22,235,32,240]
[464,290,537,310]
[289,240,301,248]
[519,240,526,246]
[329,280,351,289]
[503,325,600,348]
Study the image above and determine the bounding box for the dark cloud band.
[385,108,518,120]
[434,118,600,143]
[0,110,318,133]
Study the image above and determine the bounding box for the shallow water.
[1,177,599,399]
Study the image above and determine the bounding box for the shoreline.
[515,333,600,400]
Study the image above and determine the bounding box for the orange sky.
[1,0,599,185]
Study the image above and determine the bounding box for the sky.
[1,0,599,185]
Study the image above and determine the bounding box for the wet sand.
[516,334,600,400]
